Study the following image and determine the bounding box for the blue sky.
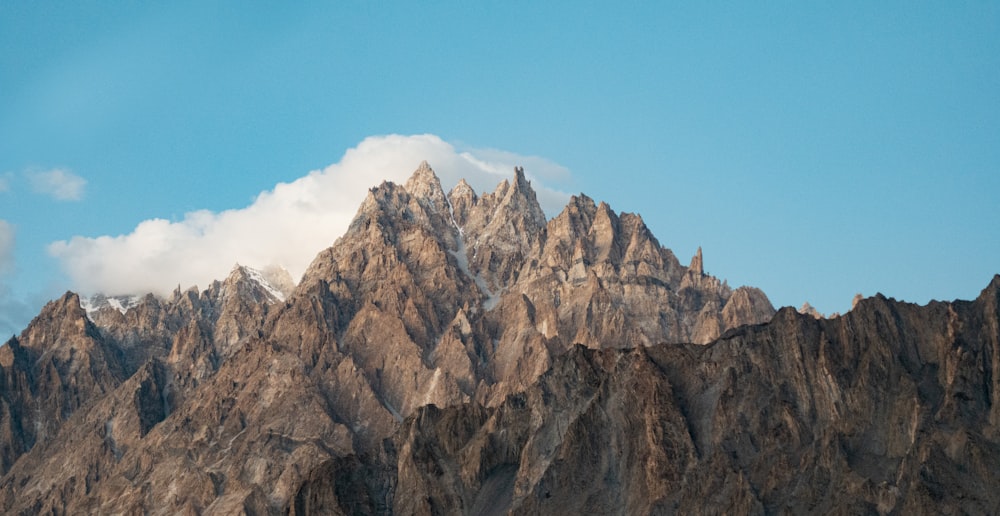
[1,2,998,336]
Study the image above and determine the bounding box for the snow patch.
[383,399,403,423]
[422,368,442,406]
[105,419,122,460]
[106,297,134,314]
[79,296,95,315]
[80,294,141,318]
[240,265,288,302]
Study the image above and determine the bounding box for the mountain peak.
[977,273,1000,306]
[452,178,474,197]
[798,302,824,319]
[54,291,87,319]
[223,263,293,302]
[447,179,478,227]
[405,159,434,182]
[404,161,449,214]
[404,161,440,197]
[551,194,598,239]
[499,166,546,227]
[986,273,1000,294]
[512,165,528,187]
[689,246,704,275]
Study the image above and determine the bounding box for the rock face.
[0,293,127,475]
[20,161,985,514]
[374,277,1000,514]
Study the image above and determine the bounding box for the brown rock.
[0,161,786,513]
[376,275,1000,515]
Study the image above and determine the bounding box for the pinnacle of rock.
[504,166,545,222]
[448,179,478,227]
[511,165,531,195]
[551,194,598,242]
[450,178,475,199]
[689,246,704,275]
[798,302,823,319]
[986,273,1000,295]
[403,161,449,214]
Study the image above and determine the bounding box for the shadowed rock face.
[0,162,794,513]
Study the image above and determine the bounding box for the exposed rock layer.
[373,277,1000,514]
[5,162,947,514]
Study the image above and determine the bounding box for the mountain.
[0,162,994,514]
[342,277,1000,514]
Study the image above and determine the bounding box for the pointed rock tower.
[689,246,704,276]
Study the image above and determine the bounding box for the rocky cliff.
[363,277,1000,514]
[4,162,992,514]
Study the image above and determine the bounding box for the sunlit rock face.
[374,278,1000,515]
[0,162,787,514]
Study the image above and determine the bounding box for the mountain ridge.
[1,162,990,514]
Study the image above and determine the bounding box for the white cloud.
[27,168,87,201]
[0,172,11,193]
[49,134,572,297]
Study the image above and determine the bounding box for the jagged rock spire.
[451,178,475,198]
[448,179,478,227]
[689,246,704,275]
[506,166,546,229]
[403,161,450,215]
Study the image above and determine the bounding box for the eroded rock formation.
[22,162,1000,514]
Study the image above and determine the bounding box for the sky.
[1,2,998,337]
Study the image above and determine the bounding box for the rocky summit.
[0,162,996,515]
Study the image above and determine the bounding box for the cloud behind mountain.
[48,134,571,297]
